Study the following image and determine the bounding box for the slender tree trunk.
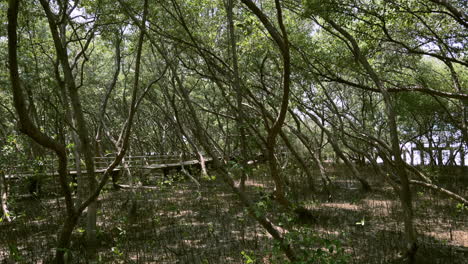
[96,32,122,157]
[445,61,468,146]
[117,2,298,260]
[57,77,84,202]
[0,172,11,222]
[8,2,76,263]
[198,151,208,177]
[169,64,298,261]
[291,125,332,195]
[226,0,248,191]
[123,157,138,223]
[10,1,146,262]
[55,214,79,263]
[298,107,372,191]
[287,111,332,194]
[39,1,100,258]
[240,0,293,209]
[279,131,317,192]
[326,19,418,261]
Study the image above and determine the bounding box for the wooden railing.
[4,154,199,178]
[93,155,183,170]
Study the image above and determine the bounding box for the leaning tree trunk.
[117,1,299,260]
[298,106,372,191]
[39,1,99,258]
[8,2,76,262]
[240,0,294,209]
[168,62,299,262]
[325,19,418,262]
[287,111,333,194]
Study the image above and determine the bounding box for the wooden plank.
[5,156,213,178]
[143,160,200,170]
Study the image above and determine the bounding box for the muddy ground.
[1,165,467,263]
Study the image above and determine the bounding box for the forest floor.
[0,165,467,263]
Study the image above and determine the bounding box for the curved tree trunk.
[240,0,293,209]
[38,0,99,258]
[8,2,76,262]
[325,19,417,261]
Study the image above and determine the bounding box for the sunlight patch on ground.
[361,198,395,217]
[321,202,359,211]
[423,229,468,247]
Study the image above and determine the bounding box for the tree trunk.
[226,0,248,192]
[325,19,418,261]
[55,214,79,264]
[9,2,75,262]
[117,1,299,260]
[96,32,122,157]
[279,131,317,192]
[298,107,372,191]
[286,113,332,195]
[56,74,84,202]
[240,0,293,209]
[0,172,11,222]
